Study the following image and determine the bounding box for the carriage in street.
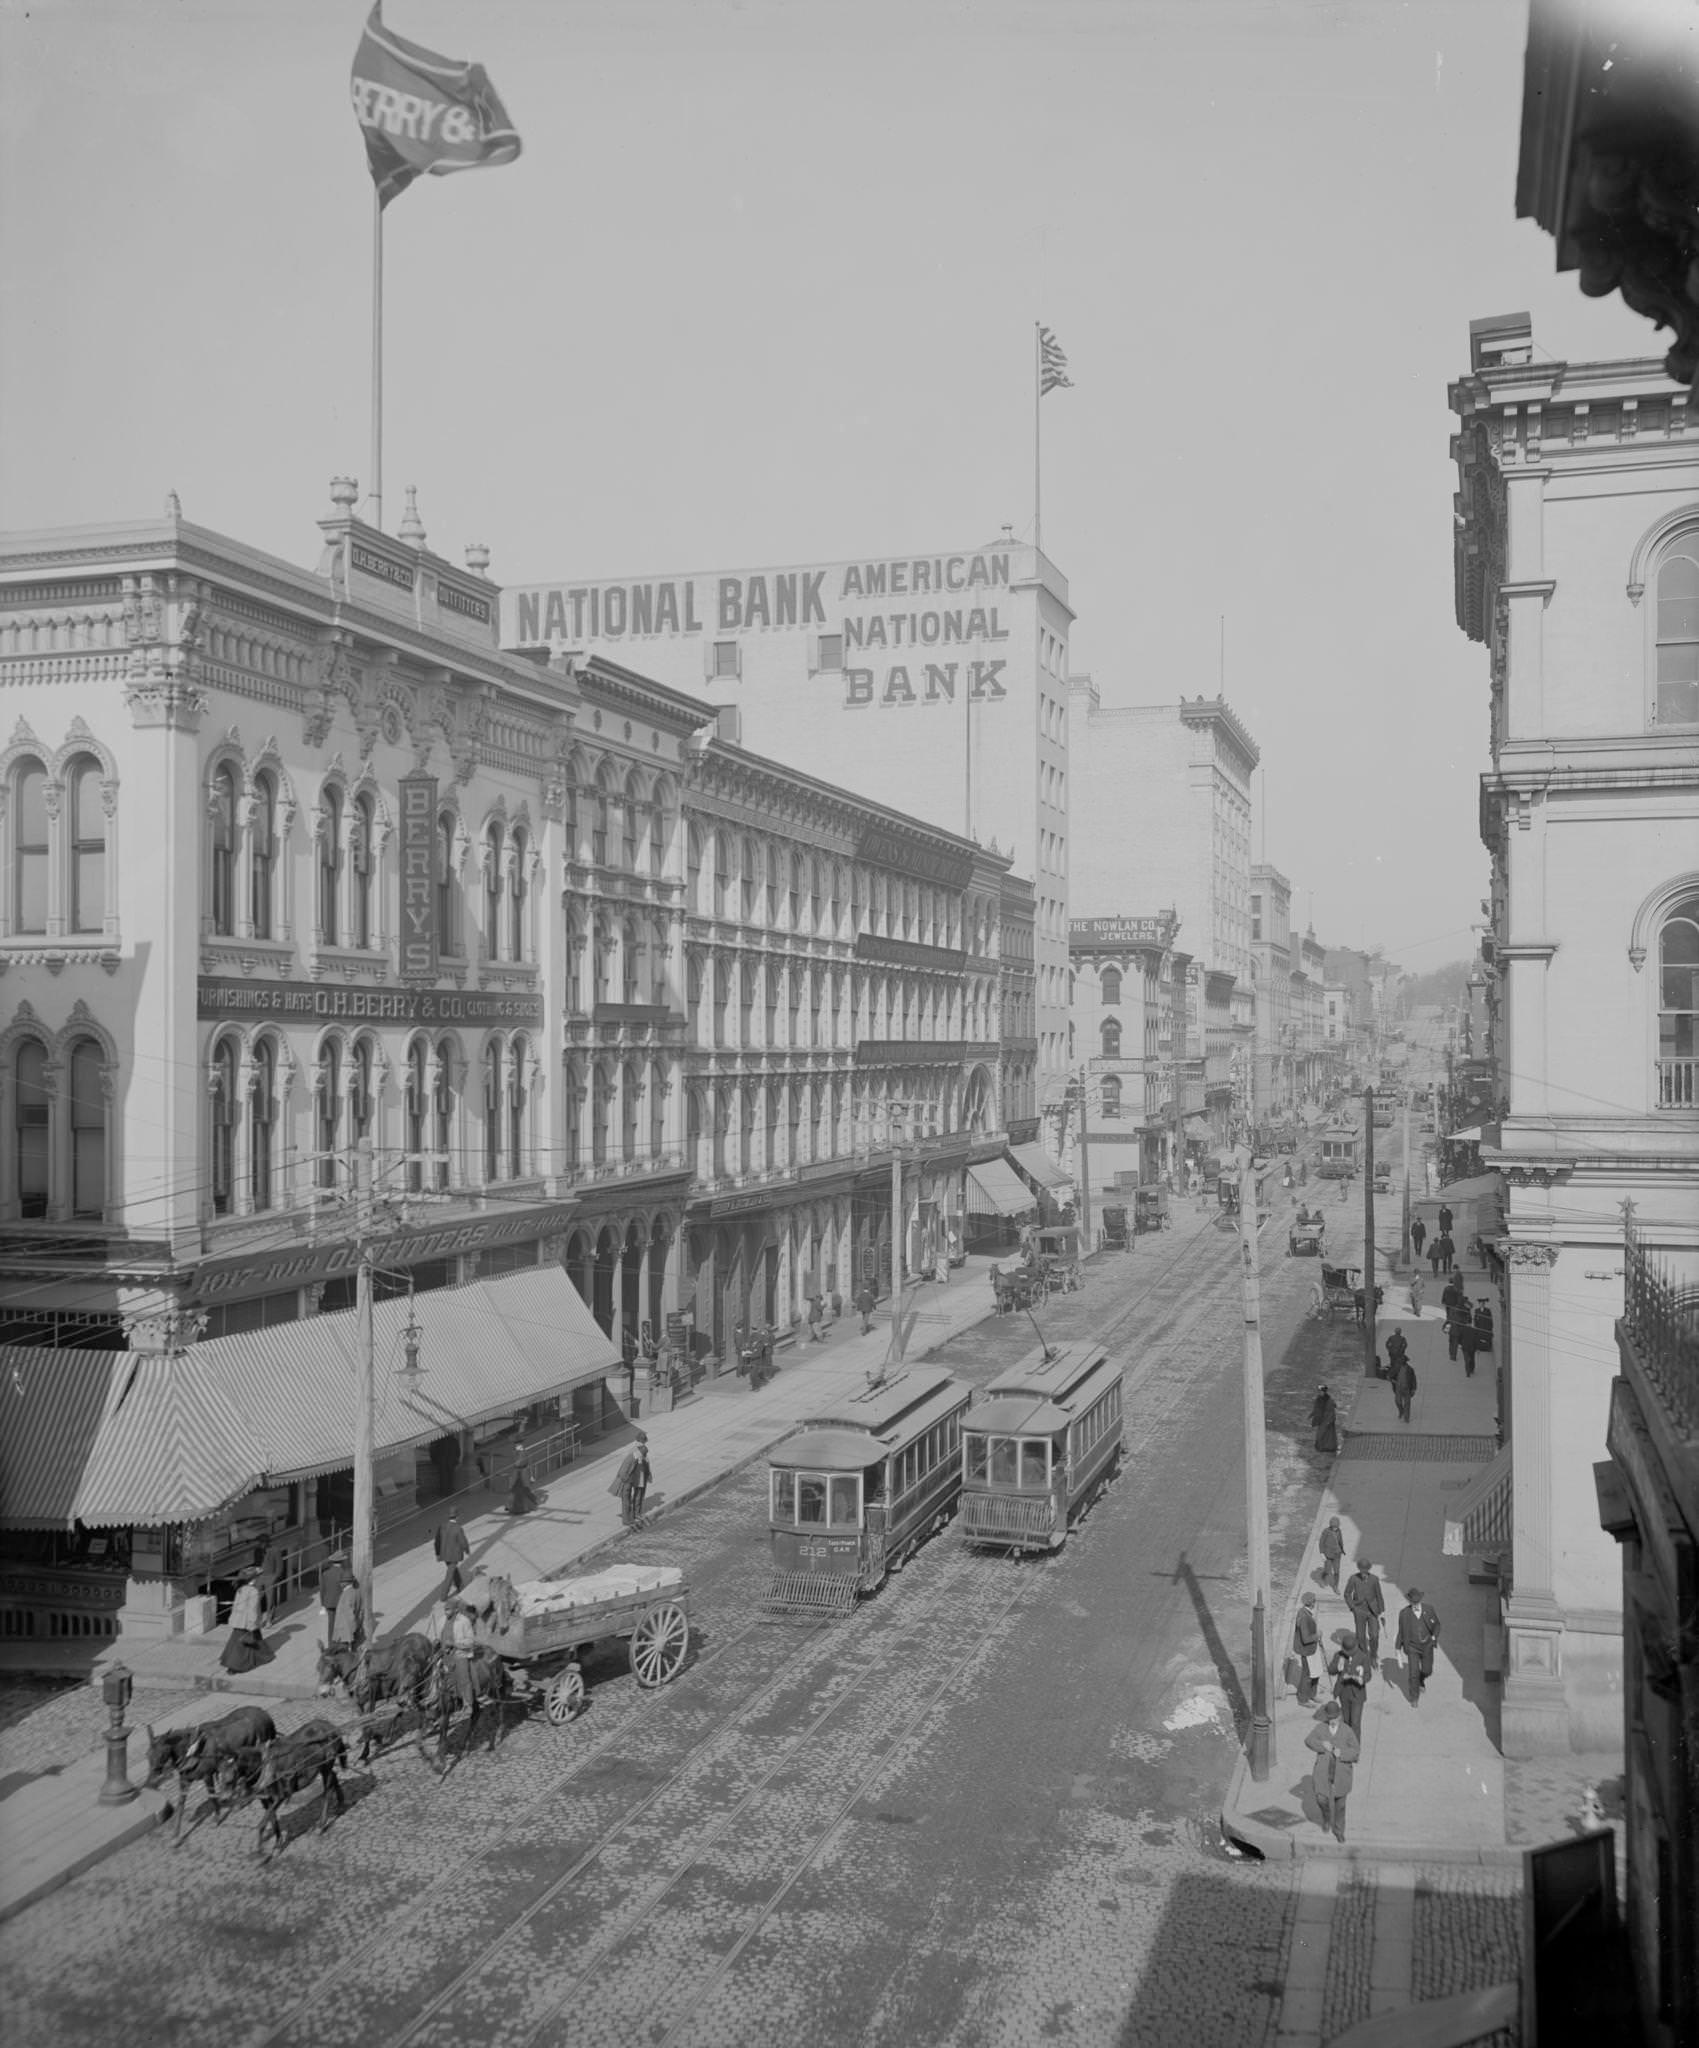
[472,1563,692,1724]
[1288,1208,1327,1257]
[1313,1263,1384,1323]
[1034,1225,1083,1293]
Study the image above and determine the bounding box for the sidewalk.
[0,1264,1006,1918]
[1222,1246,1601,1868]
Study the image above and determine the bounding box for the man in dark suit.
[1306,1700,1360,1842]
[1395,1588,1442,1705]
[1344,1558,1385,1662]
[1437,1203,1453,1238]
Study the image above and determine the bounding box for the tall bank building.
[505,541,1075,1135]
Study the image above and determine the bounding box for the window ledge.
[0,940,122,976]
[201,935,297,976]
[307,945,395,980]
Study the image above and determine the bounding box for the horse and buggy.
[989,1257,1047,1315]
[1310,1263,1386,1324]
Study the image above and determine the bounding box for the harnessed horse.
[143,1706,276,1846]
[252,1720,349,1858]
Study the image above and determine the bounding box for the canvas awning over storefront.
[73,1266,620,1529]
[966,1160,1037,1218]
[0,1349,132,1530]
[1010,1142,1072,1193]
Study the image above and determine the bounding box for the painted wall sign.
[436,581,492,624]
[398,772,438,979]
[191,1202,578,1300]
[1069,915,1180,949]
[196,978,543,1027]
[855,823,974,892]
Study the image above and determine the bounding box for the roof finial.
[399,485,426,548]
[165,490,182,519]
[464,541,491,575]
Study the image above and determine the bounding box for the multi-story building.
[0,490,1021,1643]
[999,872,1038,1142]
[505,540,1076,1137]
[1449,311,1698,1760]
[1068,684,1259,1144]
[1067,912,1181,1204]
[1250,863,1294,1117]
[1291,927,1330,1102]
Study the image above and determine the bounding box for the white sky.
[0,0,1657,974]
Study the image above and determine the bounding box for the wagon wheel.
[629,1602,690,1688]
[544,1663,585,1726]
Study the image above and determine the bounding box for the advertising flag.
[1039,326,1073,395]
[350,7,522,209]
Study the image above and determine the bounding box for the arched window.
[1101,1074,1122,1120]
[318,785,343,944]
[1100,966,1123,1006]
[713,833,729,917]
[1658,893,1699,1107]
[14,1039,49,1216]
[316,1040,341,1190]
[68,757,105,933]
[436,814,459,954]
[350,1037,375,1145]
[741,837,758,921]
[485,821,505,960]
[14,762,48,934]
[1655,539,1699,726]
[594,917,613,1006]
[210,763,238,935]
[351,792,375,948]
[649,803,667,878]
[405,1037,428,1193]
[250,1040,275,1212]
[250,771,277,939]
[592,1066,611,1166]
[624,918,642,1006]
[810,859,822,932]
[212,1037,238,1215]
[622,1061,640,1161]
[507,1038,527,1178]
[649,1058,666,1158]
[483,1040,502,1181]
[509,826,528,960]
[591,774,611,866]
[622,782,640,873]
[789,853,803,930]
[1101,1017,1121,1058]
[687,825,702,911]
[432,1039,454,1190]
[68,1037,106,1218]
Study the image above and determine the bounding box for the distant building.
[1250,863,1293,1116]
[1068,911,1181,1203]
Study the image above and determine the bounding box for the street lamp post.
[1238,1159,1272,1780]
[353,1137,376,1630]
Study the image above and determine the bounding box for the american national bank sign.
[506,550,1017,712]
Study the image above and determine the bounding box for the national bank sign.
[505,549,1018,711]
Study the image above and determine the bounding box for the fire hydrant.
[97,1660,138,1806]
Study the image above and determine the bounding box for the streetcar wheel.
[629,1602,690,1688]
[544,1666,585,1725]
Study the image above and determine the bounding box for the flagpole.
[369,186,383,530]
[1033,321,1043,555]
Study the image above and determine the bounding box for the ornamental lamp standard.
[398,1294,424,1396]
[97,1660,137,1806]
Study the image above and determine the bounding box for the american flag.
[1039,326,1073,395]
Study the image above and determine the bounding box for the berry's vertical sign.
[398,773,438,980]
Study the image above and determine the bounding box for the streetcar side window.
[966,1434,987,1482]
[771,1471,792,1522]
[1021,1441,1048,1487]
[991,1438,1018,1486]
[797,1476,827,1524]
[829,1475,859,1526]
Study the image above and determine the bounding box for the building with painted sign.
[0,489,1027,1646]
[504,539,1076,1141]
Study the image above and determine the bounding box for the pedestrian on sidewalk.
[614,1434,650,1527]
[1435,1231,1456,1275]
[1385,1327,1409,1378]
[434,1509,471,1600]
[1328,1630,1372,1736]
[1309,1384,1339,1456]
[1408,1273,1425,1318]
[1291,1591,1322,1703]
[1395,1589,1441,1705]
[332,1570,367,1654]
[1457,1318,1479,1379]
[1472,1298,1494,1352]
[219,1567,276,1675]
[856,1284,875,1335]
[1306,1700,1360,1843]
[318,1548,352,1649]
[256,1541,282,1623]
[1410,1215,1427,1261]
[1392,1352,1418,1425]
[1438,1203,1453,1238]
[506,1445,541,1517]
[806,1292,825,1343]
[1427,1234,1443,1278]
[829,1287,842,1327]
[1318,1515,1345,1592]
[1344,1559,1385,1663]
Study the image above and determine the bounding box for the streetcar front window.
[829,1475,859,1526]
[990,1438,1018,1486]
[797,1476,827,1524]
[1021,1441,1048,1488]
[770,1472,792,1522]
[965,1434,987,1482]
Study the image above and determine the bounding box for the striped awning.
[1442,1444,1513,1557]
[0,1348,130,1530]
[967,1159,1037,1218]
[73,1266,620,1528]
[1011,1142,1072,1192]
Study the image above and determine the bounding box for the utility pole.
[890,1104,904,1337]
[1074,1068,1093,1250]
[353,1135,376,1629]
[1362,1087,1377,1379]
[1400,1089,1412,1270]
[1238,1156,1272,1780]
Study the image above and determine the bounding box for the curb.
[1219,1774,1526,1869]
[0,1789,166,1926]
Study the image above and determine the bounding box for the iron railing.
[1622,1216,1699,1439]
[1655,1057,1697,1109]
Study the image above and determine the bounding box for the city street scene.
[0,3,1694,2046]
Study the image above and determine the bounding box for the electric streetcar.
[959,1340,1124,1556]
[765,1365,971,1612]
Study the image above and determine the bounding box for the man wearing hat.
[1291,1590,1322,1703]
[434,1509,471,1601]
[1344,1557,1385,1663]
[1318,1515,1345,1593]
[1305,1699,1360,1842]
[1395,1588,1442,1705]
[318,1547,352,1649]
[1327,1629,1372,1736]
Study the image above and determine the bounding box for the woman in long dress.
[219,1569,275,1674]
[1309,1384,1340,1456]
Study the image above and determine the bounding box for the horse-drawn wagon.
[1288,1208,1326,1257]
[990,1259,1046,1315]
[1312,1263,1385,1323]
[1035,1225,1083,1293]
[473,1562,692,1724]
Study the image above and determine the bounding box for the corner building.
[0,493,1018,1645]
[505,541,1076,1144]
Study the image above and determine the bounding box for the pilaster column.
[1501,1238,1569,1756]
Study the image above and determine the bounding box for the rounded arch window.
[1101,1016,1122,1058]
[351,792,376,948]
[509,825,528,959]
[436,813,460,954]
[250,771,278,939]
[405,1036,429,1192]
[68,1037,106,1218]
[250,1039,276,1212]
[1655,537,1699,727]
[319,784,344,943]
[1657,894,1699,1106]
[212,1036,239,1215]
[14,760,49,934]
[315,1039,342,1190]
[68,757,106,933]
[210,762,239,935]
[485,820,505,955]
[13,1038,50,1216]
[1099,965,1123,1006]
